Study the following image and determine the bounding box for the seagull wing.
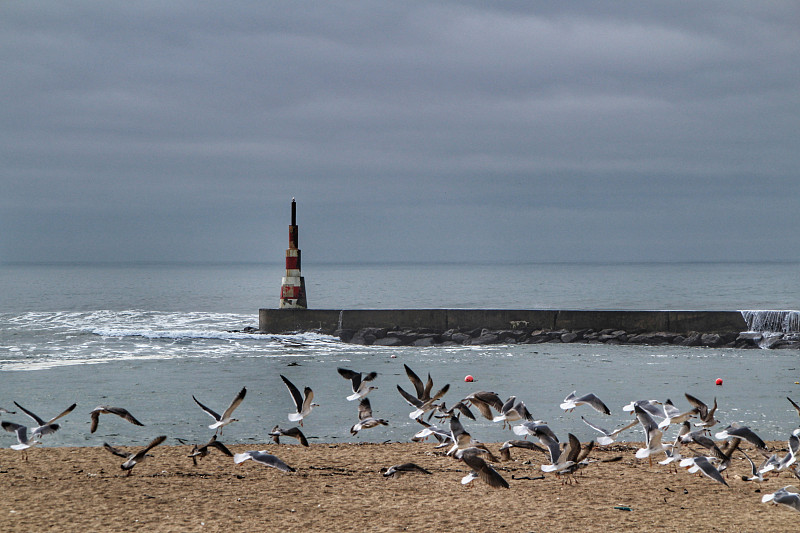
[46,403,77,424]
[788,397,800,417]
[103,442,130,458]
[280,375,304,412]
[206,437,234,457]
[357,398,374,420]
[13,401,46,426]
[403,364,426,399]
[460,450,509,489]
[221,387,247,420]
[192,395,221,421]
[105,406,146,427]
[90,411,101,433]
[579,393,611,415]
[397,385,423,409]
[684,393,708,419]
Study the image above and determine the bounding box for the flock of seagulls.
[3,365,800,516]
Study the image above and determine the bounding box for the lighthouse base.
[280,276,307,309]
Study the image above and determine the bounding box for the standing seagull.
[89,406,145,434]
[13,401,76,438]
[350,398,389,435]
[192,387,247,435]
[103,435,167,475]
[337,367,378,401]
[280,375,318,427]
[560,391,611,415]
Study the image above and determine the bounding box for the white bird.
[560,391,610,415]
[658,398,696,429]
[13,401,76,438]
[411,419,453,447]
[679,455,728,486]
[633,404,671,465]
[684,393,718,428]
[714,423,766,449]
[462,391,504,421]
[455,447,509,489]
[776,430,800,471]
[492,396,533,428]
[740,450,773,482]
[280,375,318,427]
[103,435,167,475]
[382,463,432,478]
[513,421,561,465]
[1,421,42,460]
[350,398,388,435]
[234,451,295,472]
[397,383,450,420]
[337,367,378,401]
[192,386,246,434]
[581,416,637,445]
[89,405,145,434]
[762,485,800,512]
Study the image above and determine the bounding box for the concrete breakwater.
[257,309,799,349]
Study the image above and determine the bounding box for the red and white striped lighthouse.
[279,198,307,309]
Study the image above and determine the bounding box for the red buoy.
[715,378,723,386]
[464,375,474,382]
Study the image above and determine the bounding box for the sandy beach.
[1,439,798,532]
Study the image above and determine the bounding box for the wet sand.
[1,440,797,532]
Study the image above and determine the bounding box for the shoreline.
[2,440,798,532]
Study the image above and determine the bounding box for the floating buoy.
[464,375,474,382]
[715,378,723,386]
[390,354,397,359]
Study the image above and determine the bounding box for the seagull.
[382,463,432,478]
[740,450,773,482]
[492,396,533,428]
[192,386,246,435]
[103,435,167,475]
[350,398,389,435]
[13,401,76,438]
[679,455,728,486]
[447,415,477,456]
[679,429,726,460]
[762,485,800,512]
[280,375,318,427]
[498,440,547,462]
[0,407,16,414]
[684,393,718,428]
[89,406,145,434]
[188,434,233,465]
[411,419,453,447]
[658,398,697,429]
[513,422,561,465]
[560,391,611,415]
[546,435,596,484]
[433,401,476,421]
[455,447,509,489]
[1,421,41,460]
[581,416,638,445]
[397,383,450,420]
[462,391,504,421]
[659,421,690,471]
[776,430,800,471]
[269,425,309,447]
[233,451,295,472]
[633,404,671,466]
[337,367,378,401]
[714,423,766,449]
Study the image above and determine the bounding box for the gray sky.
[2,2,799,264]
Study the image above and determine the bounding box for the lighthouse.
[279,198,307,309]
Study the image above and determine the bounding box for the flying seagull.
[350,398,389,435]
[560,391,611,415]
[581,416,638,445]
[188,434,233,466]
[234,451,295,472]
[397,383,450,420]
[679,455,728,487]
[633,404,671,466]
[462,391,504,420]
[1,421,41,460]
[104,435,167,475]
[192,387,246,435]
[714,424,766,450]
[269,425,309,447]
[89,406,145,434]
[684,393,718,428]
[382,463,432,478]
[13,401,76,438]
[492,396,533,428]
[455,447,509,489]
[762,485,800,512]
[513,421,561,465]
[280,375,318,427]
[498,440,547,462]
[337,367,378,401]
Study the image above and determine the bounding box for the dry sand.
[1,440,798,532]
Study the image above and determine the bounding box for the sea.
[1,261,798,449]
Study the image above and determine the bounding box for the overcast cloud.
[2,1,798,264]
